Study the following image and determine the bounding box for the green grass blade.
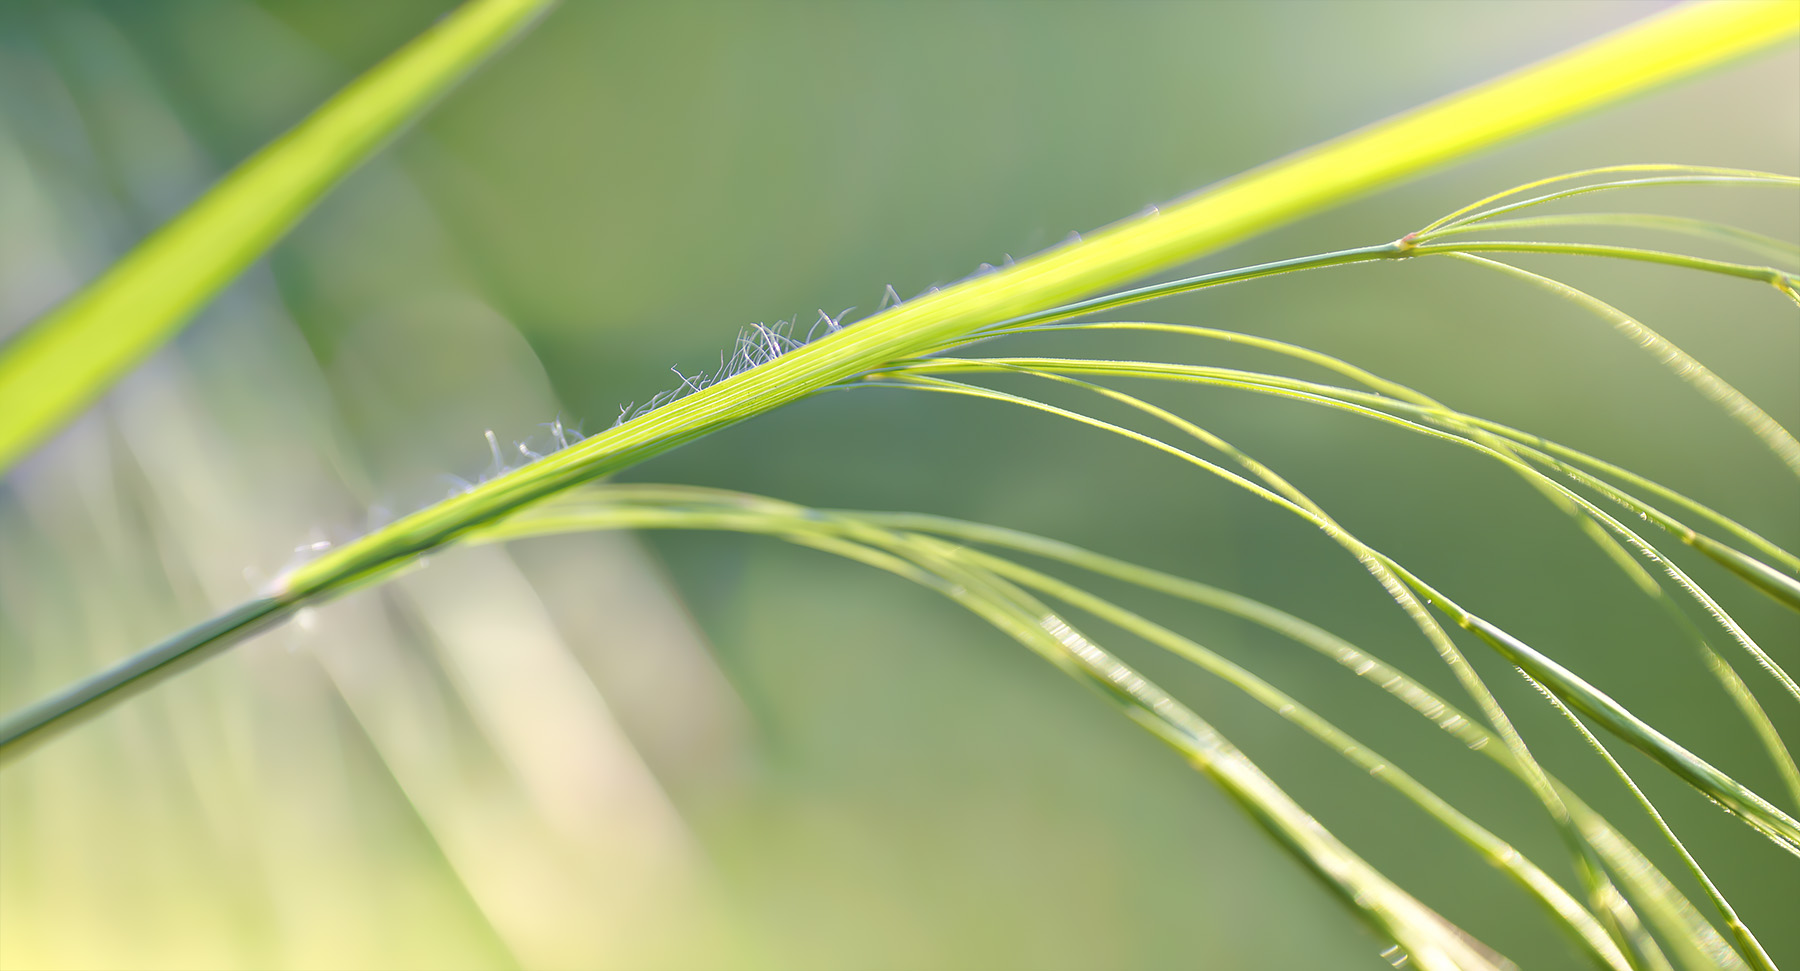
[1700,646,1800,811]
[888,550,1513,971]
[0,0,556,473]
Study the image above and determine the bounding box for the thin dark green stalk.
[958,234,1797,347]
[0,598,291,759]
[1534,685,1778,971]
[963,242,1410,340]
[1419,213,1800,267]
[1409,241,1797,289]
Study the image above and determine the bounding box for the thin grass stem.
[1419,213,1800,268]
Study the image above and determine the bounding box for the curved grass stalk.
[1440,432,1800,587]
[996,321,1800,579]
[893,356,1800,706]
[960,225,1800,573]
[883,355,1799,693]
[867,370,1800,854]
[968,229,1800,601]
[1407,242,1798,291]
[0,0,559,473]
[1418,214,1800,268]
[1415,166,1800,238]
[16,220,1785,766]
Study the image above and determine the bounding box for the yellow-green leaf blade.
[0,0,555,472]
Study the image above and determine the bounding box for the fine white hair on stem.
[484,429,505,473]
[609,311,855,429]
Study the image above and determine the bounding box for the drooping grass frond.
[471,488,1528,969]
[885,352,1800,813]
[859,366,1780,964]
[469,483,1774,969]
[978,320,1800,584]
[830,503,1750,971]
[881,352,1800,703]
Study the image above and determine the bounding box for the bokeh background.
[1,1,1796,968]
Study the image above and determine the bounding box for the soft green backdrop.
[1,2,1795,968]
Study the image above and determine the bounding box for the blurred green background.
[1,1,1795,968]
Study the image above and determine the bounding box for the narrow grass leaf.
[0,0,556,472]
